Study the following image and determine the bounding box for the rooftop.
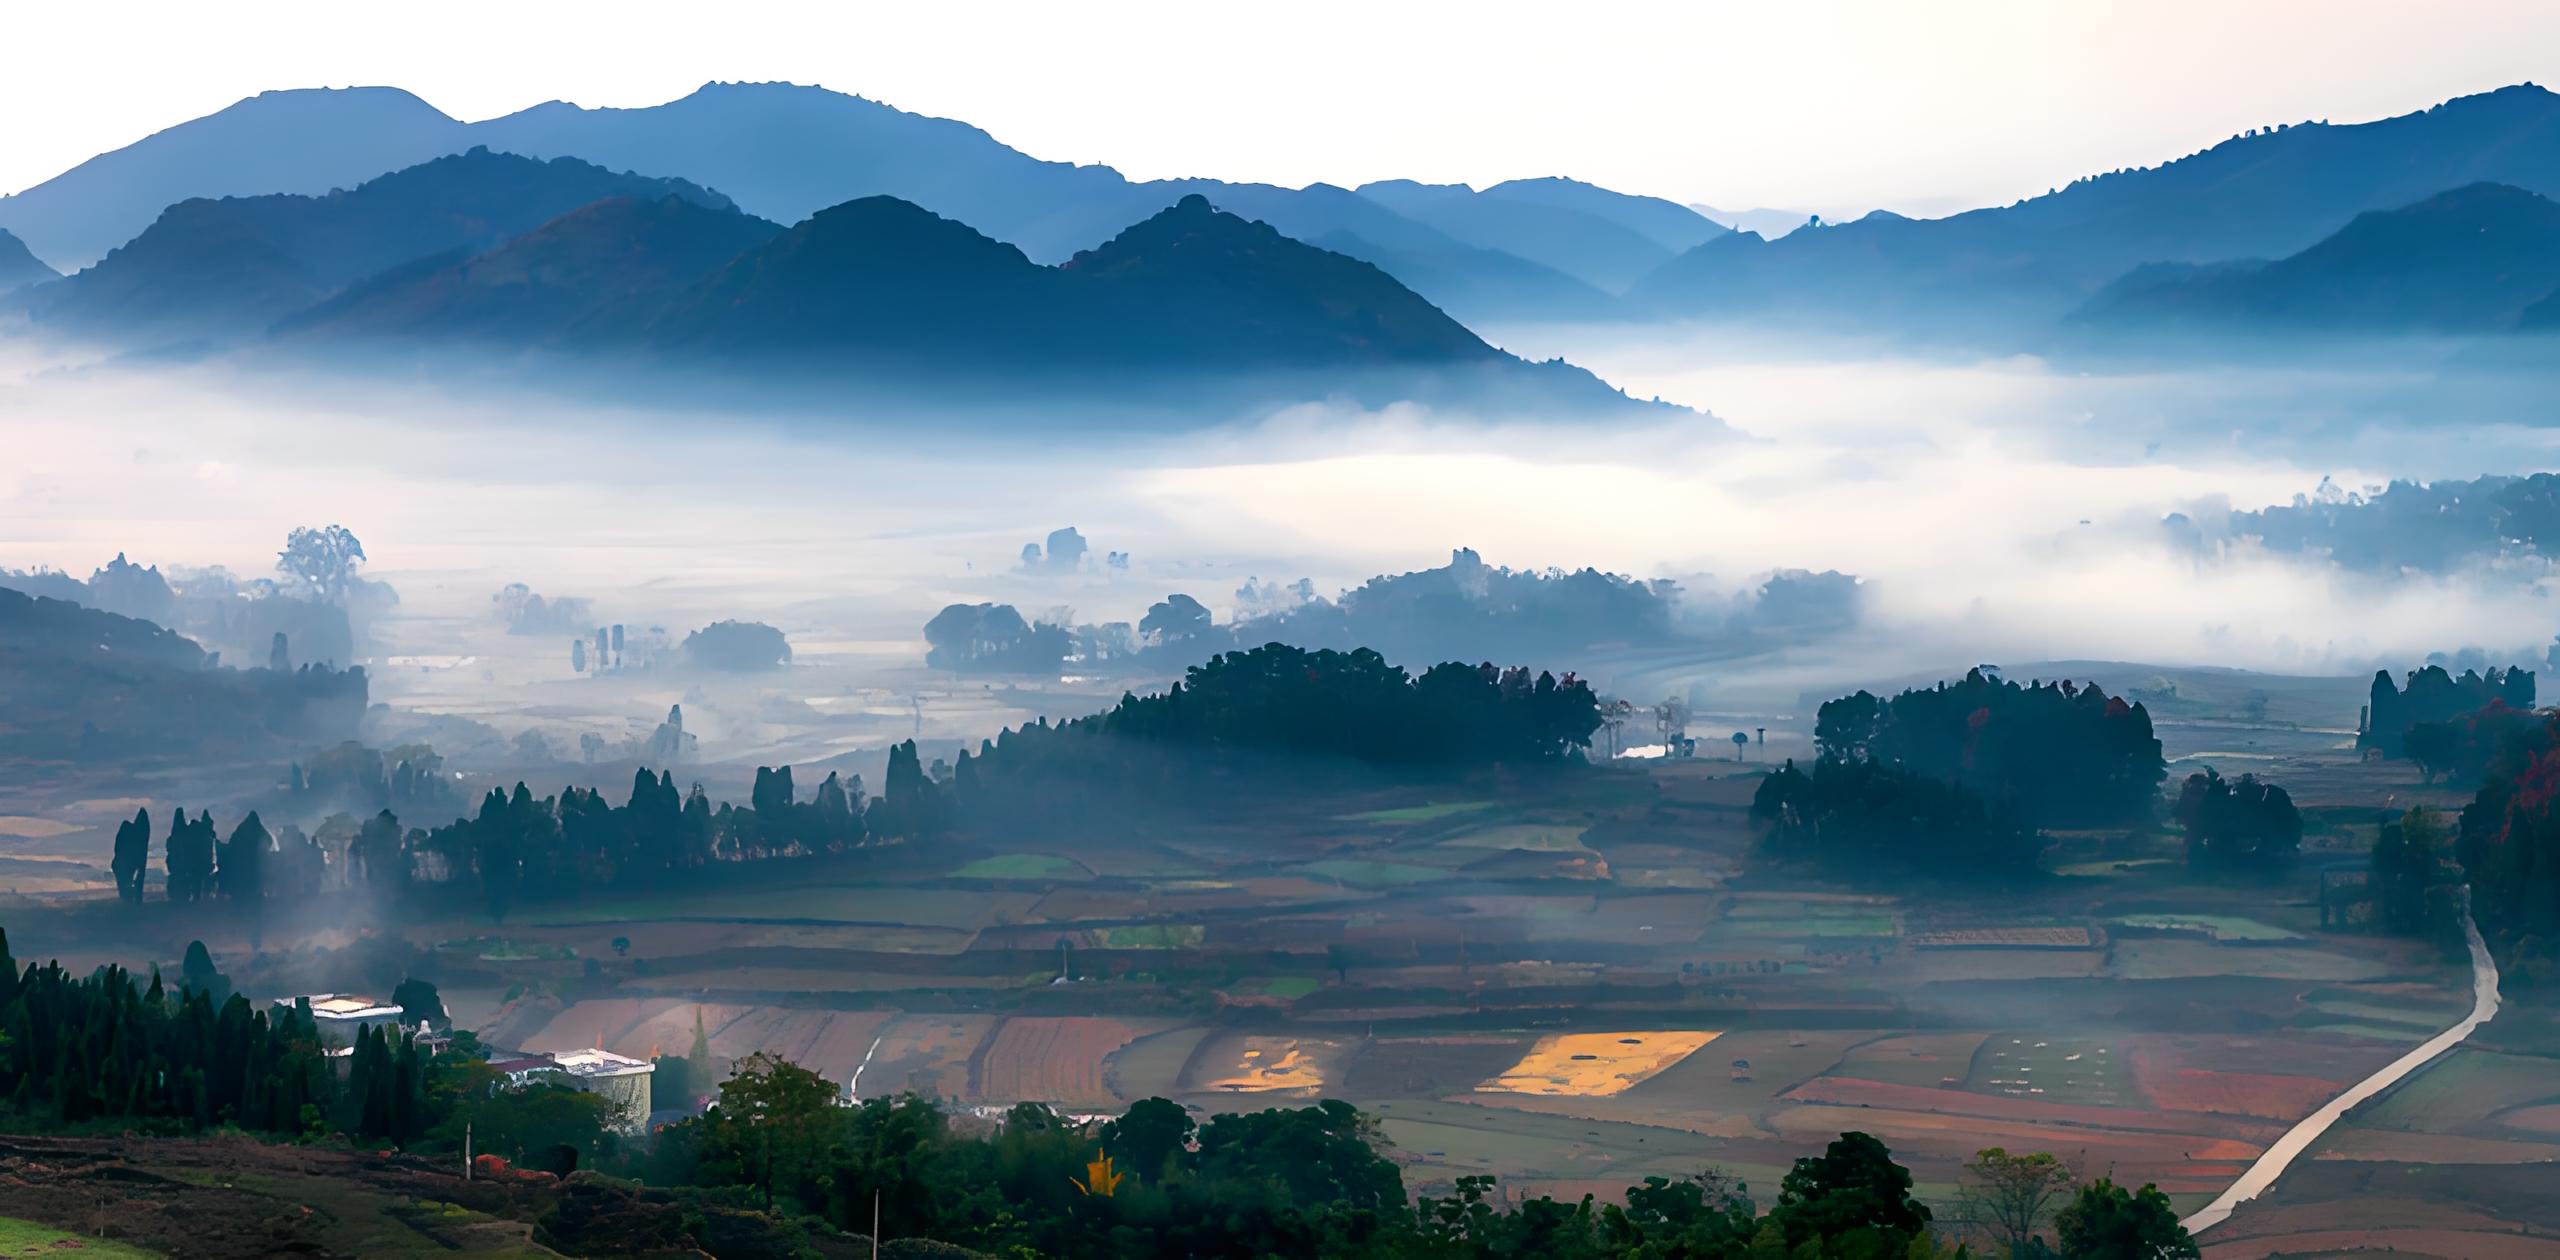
[549,1048,654,1078]
[279,994,404,1021]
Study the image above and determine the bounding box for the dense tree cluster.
[0,931,363,1138]
[2368,808,2467,946]
[2171,472,2560,574]
[1812,671,2165,827]
[2362,663,2536,768]
[924,601,1073,674]
[1751,756,2045,878]
[2171,769,2302,870]
[680,619,791,671]
[2451,712,2560,974]
[101,646,1591,919]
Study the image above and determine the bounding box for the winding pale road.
[2181,910,2503,1236]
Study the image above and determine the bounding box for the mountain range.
[0,81,1727,325]
[16,141,1650,412]
[1632,84,2560,328]
[15,149,727,341]
[10,78,2560,364]
[0,229,53,294]
[2073,182,2560,332]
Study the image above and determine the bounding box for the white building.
[497,1048,655,1133]
[277,994,409,1053]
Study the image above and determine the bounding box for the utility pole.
[872,1189,882,1259]
[464,1121,472,1181]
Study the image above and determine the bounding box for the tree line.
[1813,672,2166,829]
[2362,664,2536,778]
[623,1051,2192,1260]
[96,644,1600,916]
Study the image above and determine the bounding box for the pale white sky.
[6,0,2555,214]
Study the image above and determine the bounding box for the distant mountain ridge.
[0,81,1722,323]
[283,189,1651,415]
[17,149,730,341]
[1635,84,2560,327]
[0,229,54,293]
[2072,182,2560,332]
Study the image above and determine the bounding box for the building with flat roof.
[276,994,409,1052]
[495,1048,655,1133]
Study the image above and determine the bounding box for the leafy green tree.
[1769,1131,1931,1252]
[1101,1095,1196,1182]
[391,977,447,1027]
[2054,1178,2195,1260]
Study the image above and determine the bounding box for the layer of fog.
[6,331,2557,745]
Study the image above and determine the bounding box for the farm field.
[1476,1031,1720,1096]
[4,704,2489,1224]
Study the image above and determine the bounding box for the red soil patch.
[975,1017,1147,1109]
[1770,1104,2260,1170]
[2131,1049,2342,1121]
[2495,1102,2560,1135]
[1785,1076,2276,1140]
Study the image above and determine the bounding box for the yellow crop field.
[1198,1036,1330,1094]
[1477,1031,1719,1096]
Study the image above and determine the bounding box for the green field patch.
[951,853,1092,881]
[1295,858,1451,888]
[1439,824,1593,853]
[437,936,575,961]
[1097,923,1206,949]
[2116,913,2300,942]
[2352,1049,2560,1134]
[0,1217,160,1257]
[1339,801,1498,824]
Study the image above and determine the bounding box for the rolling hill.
[1357,177,1722,290]
[1634,84,2560,327]
[17,149,731,342]
[0,86,470,272]
[2072,183,2560,332]
[0,229,55,294]
[274,189,1659,412]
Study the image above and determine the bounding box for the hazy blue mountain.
[1637,84,2560,326]
[0,87,469,270]
[2074,183,2560,331]
[1313,231,1621,323]
[1690,204,1826,240]
[644,193,1503,368]
[276,194,783,343]
[1476,178,1727,253]
[470,84,1638,321]
[20,149,730,343]
[0,229,57,293]
[271,189,1655,412]
[2,79,1666,325]
[1356,178,1715,290]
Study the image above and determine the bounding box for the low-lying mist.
[6,328,2557,717]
